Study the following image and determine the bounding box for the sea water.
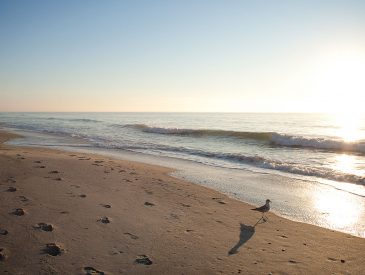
[1,112,364,237]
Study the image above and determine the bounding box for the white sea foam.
[270,133,365,153]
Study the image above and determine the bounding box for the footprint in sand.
[12,208,25,216]
[17,155,26,159]
[101,204,111,208]
[0,229,8,235]
[79,194,87,198]
[5,177,16,183]
[98,217,111,224]
[327,257,346,263]
[124,232,139,240]
[6,178,16,183]
[35,165,46,168]
[33,160,42,163]
[83,266,105,275]
[53,177,63,181]
[78,157,91,161]
[34,223,54,232]
[288,260,299,264]
[212,198,227,204]
[43,243,63,256]
[135,255,153,265]
[49,170,60,174]
[18,195,29,202]
[144,202,155,207]
[6,186,17,192]
[0,248,8,261]
[169,213,179,219]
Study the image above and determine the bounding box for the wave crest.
[123,124,273,140]
[271,133,365,153]
[122,124,365,154]
[45,118,101,123]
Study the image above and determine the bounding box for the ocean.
[1,112,364,237]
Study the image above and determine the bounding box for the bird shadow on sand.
[228,217,266,255]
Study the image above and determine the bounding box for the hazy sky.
[1,0,364,112]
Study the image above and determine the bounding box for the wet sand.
[0,130,364,274]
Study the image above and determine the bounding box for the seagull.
[251,199,271,221]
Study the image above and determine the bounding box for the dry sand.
[0,130,364,274]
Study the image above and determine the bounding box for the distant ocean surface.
[1,112,365,188]
[2,112,365,237]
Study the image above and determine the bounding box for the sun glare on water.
[314,188,361,230]
[332,112,364,142]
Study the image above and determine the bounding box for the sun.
[312,47,365,114]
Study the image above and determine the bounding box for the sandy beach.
[0,130,364,275]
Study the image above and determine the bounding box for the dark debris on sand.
[43,243,63,256]
[144,202,155,207]
[0,248,8,261]
[12,208,25,216]
[0,229,8,235]
[84,266,105,275]
[34,223,54,232]
[6,186,17,192]
[135,255,153,265]
[99,217,111,224]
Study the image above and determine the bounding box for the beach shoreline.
[1,130,364,274]
[5,126,365,239]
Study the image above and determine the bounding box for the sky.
[0,0,365,112]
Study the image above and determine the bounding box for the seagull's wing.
[251,204,266,211]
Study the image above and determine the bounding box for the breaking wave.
[123,124,365,154]
[45,118,101,123]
